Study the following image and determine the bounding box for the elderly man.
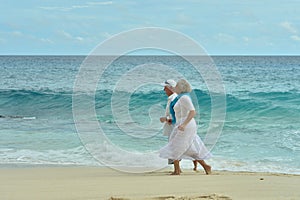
[160,79,178,139]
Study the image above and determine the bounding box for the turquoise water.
[0,56,299,174]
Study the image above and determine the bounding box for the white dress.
[159,95,211,160]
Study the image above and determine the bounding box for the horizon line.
[1,54,300,56]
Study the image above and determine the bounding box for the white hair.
[176,79,192,93]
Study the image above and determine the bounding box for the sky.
[0,0,300,55]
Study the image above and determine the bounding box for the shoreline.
[1,163,299,175]
[0,166,299,200]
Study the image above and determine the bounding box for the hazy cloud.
[280,22,300,42]
[11,31,24,37]
[174,13,193,25]
[280,21,298,34]
[101,32,113,38]
[58,30,85,42]
[291,35,300,41]
[215,33,236,43]
[39,1,113,12]
[242,36,250,45]
[40,38,54,44]
[39,6,72,12]
[2,0,300,55]
[87,1,113,5]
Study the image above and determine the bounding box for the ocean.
[0,55,299,174]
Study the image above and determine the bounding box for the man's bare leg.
[193,160,198,171]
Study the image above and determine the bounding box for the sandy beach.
[0,167,299,200]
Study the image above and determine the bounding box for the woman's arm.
[178,110,196,131]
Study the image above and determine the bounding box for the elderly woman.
[159,79,212,175]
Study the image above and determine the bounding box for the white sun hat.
[160,79,177,88]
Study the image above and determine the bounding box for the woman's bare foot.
[196,160,212,175]
[204,165,212,175]
[170,172,180,175]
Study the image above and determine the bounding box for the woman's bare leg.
[171,160,181,175]
[197,160,211,175]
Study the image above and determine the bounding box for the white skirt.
[159,118,211,160]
